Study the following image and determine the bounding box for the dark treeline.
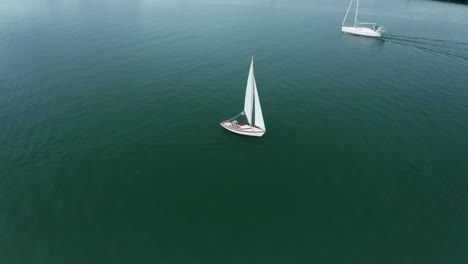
[433,0,468,3]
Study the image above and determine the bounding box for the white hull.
[220,121,265,137]
[341,26,381,38]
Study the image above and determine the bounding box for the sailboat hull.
[342,26,381,38]
[220,121,265,137]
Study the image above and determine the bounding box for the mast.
[354,0,359,28]
[250,56,255,128]
[342,0,353,26]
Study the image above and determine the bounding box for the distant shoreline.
[433,0,468,4]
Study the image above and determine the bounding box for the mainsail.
[243,57,265,130]
[253,80,265,130]
[243,59,254,126]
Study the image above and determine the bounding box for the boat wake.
[383,34,468,62]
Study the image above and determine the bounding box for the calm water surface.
[1,0,468,263]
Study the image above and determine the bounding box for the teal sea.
[1,0,468,263]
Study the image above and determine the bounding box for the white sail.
[243,58,254,126]
[253,81,265,130]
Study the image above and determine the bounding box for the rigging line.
[342,0,354,26]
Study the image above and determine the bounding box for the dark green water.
[1,0,468,263]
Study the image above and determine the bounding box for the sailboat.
[341,0,383,38]
[220,57,266,137]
